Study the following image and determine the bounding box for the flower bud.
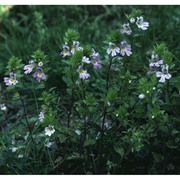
[139,94,145,99]
[130,18,135,23]
[38,62,43,67]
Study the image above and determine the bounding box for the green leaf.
[83,139,96,147]
[114,144,124,158]
[126,9,143,19]
[31,49,47,64]
[83,93,98,106]
[6,56,24,73]
[64,29,79,45]
[67,152,81,160]
[107,88,118,102]
[166,140,178,149]
[83,44,92,57]
[107,30,123,44]
[152,152,163,163]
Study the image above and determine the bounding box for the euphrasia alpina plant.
[0,8,179,175]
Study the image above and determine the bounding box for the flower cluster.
[4,72,18,86]
[107,16,149,58]
[61,40,102,80]
[60,41,83,58]
[107,41,132,57]
[148,52,171,83]
[77,49,102,80]
[120,16,149,35]
[23,60,46,82]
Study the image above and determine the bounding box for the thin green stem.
[31,80,39,115]
[67,87,74,128]
[97,57,113,173]
[16,88,35,144]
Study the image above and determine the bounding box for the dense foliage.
[0,5,180,174]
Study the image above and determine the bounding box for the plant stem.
[101,57,113,129]
[31,80,39,115]
[97,57,113,172]
[67,87,74,128]
[81,80,88,141]
[17,89,35,143]
[101,57,113,140]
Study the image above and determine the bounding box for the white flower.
[71,41,83,54]
[44,139,55,148]
[10,147,18,152]
[149,53,163,67]
[18,154,24,158]
[12,135,16,145]
[146,90,149,94]
[120,23,132,35]
[38,62,43,67]
[0,104,7,111]
[153,87,156,90]
[91,48,99,57]
[24,133,29,141]
[79,69,90,80]
[29,60,34,64]
[45,125,55,137]
[60,45,71,57]
[156,64,171,83]
[150,60,164,67]
[95,132,101,140]
[136,16,149,30]
[23,60,35,74]
[107,101,111,106]
[82,56,91,64]
[75,130,81,135]
[4,72,18,86]
[120,41,132,56]
[139,94,145,99]
[107,42,120,57]
[130,18,135,23]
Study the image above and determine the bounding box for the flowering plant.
[0,7,179,175]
